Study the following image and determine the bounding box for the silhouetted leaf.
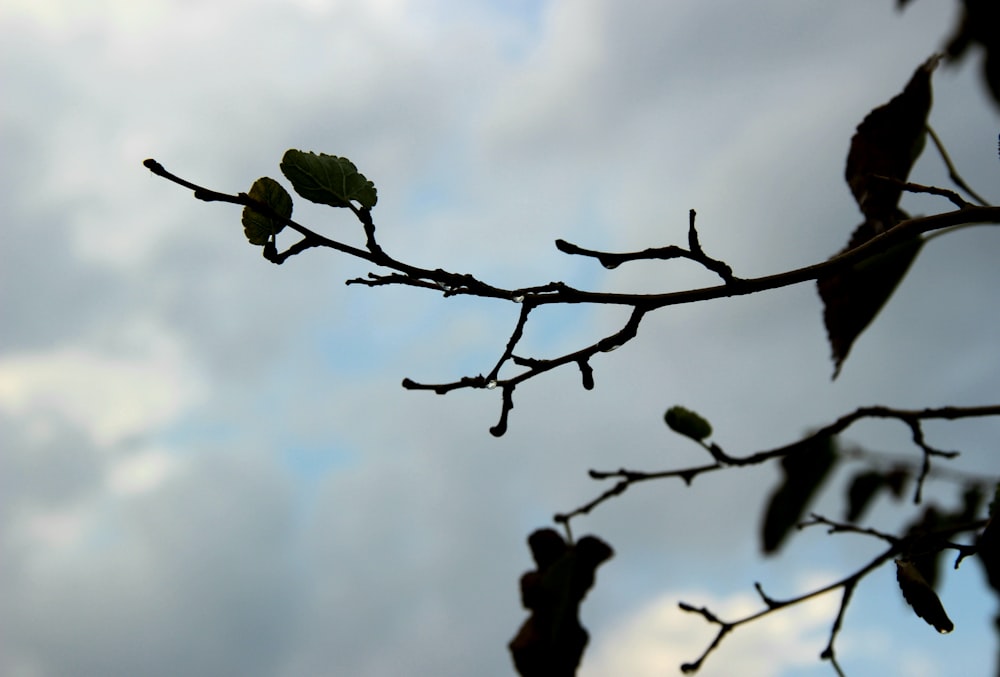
[664,406,713,441]
[896,558,954,633]
[761,435,838,554]
[280,150,378,209]
[818,217,925,377]
[510,529,613,677]
[845,471,885,523]
[242,177,292,246]
[845,55,939,228]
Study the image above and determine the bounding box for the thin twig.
[677,545,897,673]
[926,125,991,207]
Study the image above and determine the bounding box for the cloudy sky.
[2,1,999,676]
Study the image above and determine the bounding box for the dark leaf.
[845,471,885,523]
[761,435,838,554]
[845,55,939,228]
[959,486,985,522]
[902,498,979,591]
[817,216,925,378]
[896,558,954,633]
[241,177,292,246]
[884,467,910,498]
[978,484,1000,593]
[903,506,947,589]
[279,150,378,209]
[664,406,713,441]
[945,0,1000,110]
[510,529,613,677]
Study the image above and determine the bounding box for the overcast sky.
[2,1,999,676]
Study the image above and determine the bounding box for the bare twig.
[926,125,991,207]
[677,544,897,674]
[874,174,971,209]
[555,210,737,283]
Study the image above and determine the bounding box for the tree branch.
[144,158,1000,434]
[556,404,1000,524]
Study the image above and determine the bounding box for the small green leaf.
[279,150,378,209]
[242,177,292,246]
[664,406,713,441]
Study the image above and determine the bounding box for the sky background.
[2,1,999,676]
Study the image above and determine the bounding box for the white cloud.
[105,448,182,496]
[0,334,203,447]
[582,580,839,677]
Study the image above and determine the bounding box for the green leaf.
[242,177,293,246]
[895,558,954,634]
[845,55,938,228]
[279,150,377,209]
[761,435,838,554]
[817,218,925,378]
[664,406,713,441]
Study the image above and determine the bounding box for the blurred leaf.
[903,506,947,589]
[979,484,1000,593]
[241,177,292,246]
[664,406,713,441]
[896,558,954,633]
[845,55,939,227]
[902,495,981,591]
[844,465,909,524]
[945,0,1000,109]
[817,217,925,378]
[845,471,885,523]
[510,529,613,677]
[280,150,378,209]
[884,467,910,498]
[959,486,985,522]
[761,435,838,554]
